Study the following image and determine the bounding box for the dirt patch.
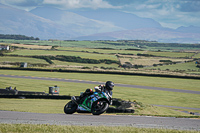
[119,56,192,66]
[49,65,83,68]
[10,44,52,49]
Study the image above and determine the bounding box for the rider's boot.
[76,97,81,104]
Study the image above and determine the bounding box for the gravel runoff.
[0,111,199,131]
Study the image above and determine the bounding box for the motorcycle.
[64,91,112,115]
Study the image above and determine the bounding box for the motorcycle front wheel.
[91,100,109,115]
[64,101,77,114]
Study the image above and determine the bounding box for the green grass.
[0,57,48,64]
[1,40,200,118]
[0,98,196,116]
[143,61,200,71]
[2,39,200,51]
[1,75,200,108]
[1,124,199,133]
[57,47,142,55]
[0,98,102,114]
[120,56,191,66]
[2,41,199,74]
[1,39,141,49]
[0,77,89,95]
[0,70,199,91]
[114,87,200,109]
[123,105,199,117]
[2,48,198,73]
[0,99,68,113]
[145,46,200,51]
[146,51,195,58]
[193,53,200,58]
[52,60,119,68]
[0,70,200,115]
[6,49,118,60]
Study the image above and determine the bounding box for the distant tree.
[0,34,40,40]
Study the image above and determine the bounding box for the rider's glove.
[94,86,101,92]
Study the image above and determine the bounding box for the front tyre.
[64,101,77,114]
[91,100,109,115]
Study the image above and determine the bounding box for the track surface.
[0,111,199,130]
[0,74,200,94]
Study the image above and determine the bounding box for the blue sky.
[0,0,200,29]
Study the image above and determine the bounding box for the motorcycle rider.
[77,81,114,103]
[94,81,114,98]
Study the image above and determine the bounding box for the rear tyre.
[91,100,109,115]
[64,101,77,114]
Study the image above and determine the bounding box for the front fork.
[71,96,79,105]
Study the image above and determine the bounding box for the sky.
[0,0,200,29]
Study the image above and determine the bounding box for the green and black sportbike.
[64,91,112,115]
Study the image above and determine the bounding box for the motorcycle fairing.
[77,92,108,112]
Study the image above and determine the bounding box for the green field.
[57,47,143,55]
[1,40,200,76]
[1,75,199,108]
[143,61,200,71]
[6,49,118,60]
[1,37,200,132]
[2,48,199,73]
[1,70,200,91]
[0,70,199,116]
[1,40,200,117]
[52,60,119,68]
[120,56,192,66]
[193,53,200,58]
[1,39,140,49]
[146,51,195,58]
[0,56,48,64]
[1,39,200,50]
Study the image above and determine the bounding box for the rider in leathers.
[94,81,114,98]
[77,81,114,104]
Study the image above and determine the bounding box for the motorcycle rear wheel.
[64,101,77,114]
[91,100,109,115]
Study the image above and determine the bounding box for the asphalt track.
[0,74,200,95]
[0,111,199,130]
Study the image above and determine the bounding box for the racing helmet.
[105,81,114,90]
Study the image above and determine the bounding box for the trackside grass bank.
[0,70,200,116]
[0,70,200,91]
[0,76,199,109]
[1,99,196,117]
[0,124,199,133]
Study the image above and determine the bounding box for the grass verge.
[0,98,194,116]
[0,70,199,117]
[0,124,199,133]
[0,76,199,109]
[0,70,200,91]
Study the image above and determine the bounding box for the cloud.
[0,0,43,6]
[104,0,134,6]
[177,0,200,12]
[43,0,121,9]
[0,0,44,10]
[118,0,200,28]
[0,0,120,10]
